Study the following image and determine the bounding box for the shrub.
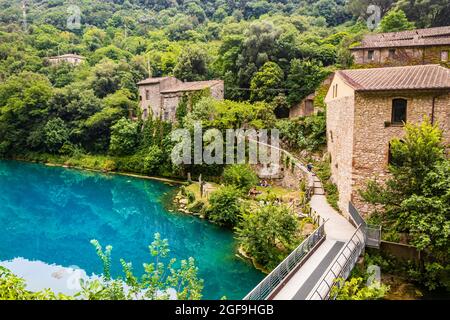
[109,118,139,156]
[44,118,70,154]
[236,204,300,270]
[223,164,258,193]
[206,186,242,228]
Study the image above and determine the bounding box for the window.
[388,142,394,165]
[332,84,338,98]
[368,50,374,61]
[441,50,449,62]
[388,140,404,166]
[391,98,407,124]
[143,109,148,118]
[145,90,150,100]
[388,49,395,58]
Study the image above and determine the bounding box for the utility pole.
[22,0,28,33]
[147,55,152,78]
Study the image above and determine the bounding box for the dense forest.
[1,0,448,164]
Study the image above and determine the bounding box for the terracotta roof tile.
[137,77,171,85]
[337,65,450,91]
[351,26,450,49]
[160,80,223,93]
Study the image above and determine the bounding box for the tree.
[173,46,210,81]
[396,0,450,28]
[236,204,300,269]
[361,119,450,291]
[206,186,242,228]
[223,164,259,193]
[250,61,284,102]
[44,118,70,154]
[378,9,415,32]
[109,118,139,156]
[286,59,328,105]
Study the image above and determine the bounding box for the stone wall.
[351,46,450,67]
[327,95,355,216]
[351,91,450,215]
[210,82,225,100]
[161,93,181,122]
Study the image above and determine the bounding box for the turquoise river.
[0,160,264,299]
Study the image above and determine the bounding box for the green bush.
[206,186,242,228]
[236,204,301,270]
[109,118,139,156]
[223,164,258,193]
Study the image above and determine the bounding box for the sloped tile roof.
[351,26,450,49]
[337,65,450,91]
[160,80,223,93]
[137,77,171,85]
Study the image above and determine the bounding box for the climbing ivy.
[176,88,211,126]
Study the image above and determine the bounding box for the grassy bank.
[8,152,185,185]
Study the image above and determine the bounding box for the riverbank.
[6,153,186,185]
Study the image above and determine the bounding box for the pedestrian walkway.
[244,140,362,300]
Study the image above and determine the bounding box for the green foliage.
[332,277,390,300]
[83,233,203,300]
[361,120,450,291]
[1,233,203,300]
[206,186,242,228]
[314,155,340,211]
[250,61,284,102]
[378,9,415,32]
[287,59,328,105]
[109,118,139,156]
[276,113,327,152]
[223,164,259,193]
[0,267,71,300]
[173,46,210,81]
[44,118,70,154]
[236,204,301,270]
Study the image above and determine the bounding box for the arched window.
[392,98,407,125]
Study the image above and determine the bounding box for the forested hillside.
[0,0,448,160]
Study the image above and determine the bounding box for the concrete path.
[248,139,358,300]
[272,239,344,300]
[310,174,355,242]
[271,173,356,300]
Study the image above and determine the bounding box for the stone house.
[289,93,316,118]
[350,26,450,67]
[47,54,85,65]
[289,73,334,118]
[325,64,450,216]
[137,77,224,121]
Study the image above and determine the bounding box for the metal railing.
[243,222,326,300]
[348,202,381,249]
[308,224,366,300]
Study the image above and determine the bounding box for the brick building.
[137,77,224,121]
[350,26,450,67]
[325,64,450,216]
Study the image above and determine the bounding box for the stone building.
[289,73,334,118]
[48,54,85,65]
[137,77,224,121]
[350,26,450,67]
[289,93,316,118]
[325,64,450,216]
